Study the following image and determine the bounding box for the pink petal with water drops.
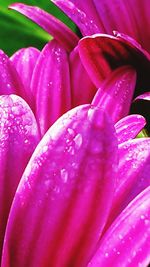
[0,94,40,260]
[104,138,150,230]
[78,34,150,91]
[70,46,97,107]
[0,50,27,101]
[31,40,71,136]
[115,114,146,145]
[10,47,40,107]
[92,66,136,122]
[51,0,103,35]
[88,186,150,267]
[1,105,118,267]
[9,3,79,52]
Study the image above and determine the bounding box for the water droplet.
[61,169,68,183]
[105,252,109,258]
[74,133,82,149]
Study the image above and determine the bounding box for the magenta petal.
[78,34,150,90]
[31,40,71,136]
[51,0,101,35]
[1,105,118,267]
[9,3,79,52]
[115,114,146,144]
[88,186,150,267]
[0,94,40,260]
[105,138,150,230]
[92,66,136,122]
[0,50,27,101]
[134,92,150,101]
[70,47,97,107]
[10,47,40,98]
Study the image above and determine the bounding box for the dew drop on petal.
[74,133,82,149]
[61,168,68,183]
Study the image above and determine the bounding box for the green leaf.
[0,0,77,56]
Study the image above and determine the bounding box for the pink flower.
[0,2,150,266]
[0,94,150,266]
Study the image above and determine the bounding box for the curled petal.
[78,34,150,93]
[31,40,71,136]
[88,186,150,267]
[2,105,118,267]
[51,0,101,35]
[92,66,136,122]
[105,138,150,230]
[9,3,79,52]
[115,114,146,144]
[0,50,27,101]
[70,47,97,107]
[93,0,150,52]
[10,47,40,108]
[0,95,40,260]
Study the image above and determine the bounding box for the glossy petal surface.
[105,138,150,229]
[134,92,150,101]
[9,3,79,52]
[10,47,40,98]
[115,115,146,145]
[70,47,97,107]
[88,186,150,267]
[31,40,71,136]
[1,105,118,267]
[0,50,27,100]
[92,66,136,122]
[0,95,40,260]
[51,0,100,35]
[78,34,150,93]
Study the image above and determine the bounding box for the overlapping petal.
[92,66,136,122]
[0,50,27,101]
[88,186,150,267]
[51,0,101,35]
[105,138,150,230]
[0,94,40,260]
[115,115,146,145]
[78,34,150,92]
[10,47,40,108]
[52,0,150,53]
[1,105,118,267]
[31,40,71,136]
[69,47,97,107]
[9,3,79,52]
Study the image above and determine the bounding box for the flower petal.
[88,186,150,267]
[9,3,79,52]
[31,40,71,136]
[134,92,150,101]
[10,47,40,109]
[1,105,118,267]
[0,94,40,260]
[0,50,27,101]
[70,46,97,107]
[78,34,150,92]
[51,0,101,35]
[92,66,136,122]
[93,0,150,52]
[115,114,146,144]
[105,138,150,230]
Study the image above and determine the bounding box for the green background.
[0,0,77,55]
